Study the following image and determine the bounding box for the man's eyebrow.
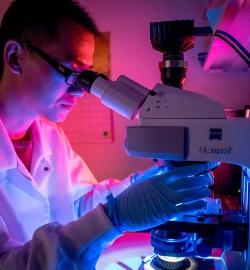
[71,60,93,71]
[80,63,94,70]
[65,54,93,70]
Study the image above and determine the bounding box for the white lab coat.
[0,117,130,269]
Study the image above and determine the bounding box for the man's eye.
[71,63,93,72]
[71,63,80,71]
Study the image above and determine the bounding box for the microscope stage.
[96,233,228,270]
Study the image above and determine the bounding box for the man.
[0,0,215,269]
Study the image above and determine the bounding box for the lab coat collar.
[0,118,17,170]
[31,117,52,158]
[0,117,52,171]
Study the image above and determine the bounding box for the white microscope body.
[126,83,250,168]
[91,74,250,168]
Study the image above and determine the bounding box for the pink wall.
[1,0,250,180]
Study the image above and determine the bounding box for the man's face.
[19,21,95,122]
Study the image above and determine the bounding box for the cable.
[194,26,250,66]
[214,30,250,66]
[216,30,250,59]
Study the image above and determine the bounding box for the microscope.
[78,20,250,270]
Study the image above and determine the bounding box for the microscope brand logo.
[209,128,222,140]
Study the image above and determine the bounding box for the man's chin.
[55,118,67,123]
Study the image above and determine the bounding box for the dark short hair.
[0,0,100,78]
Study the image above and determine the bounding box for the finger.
[158,162,218,184]
[176,199,206,214]
[151,182,211,205]
[142,165,167,177]
[134,165,170,183]
[174,187,211,204]
[167,172,214,190]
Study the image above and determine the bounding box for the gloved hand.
[105,162,217,233]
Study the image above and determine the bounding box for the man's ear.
[4,40,24,75]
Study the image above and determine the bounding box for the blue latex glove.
[130,163,185,185]
[105,162,217,233]
[130,165,169,184]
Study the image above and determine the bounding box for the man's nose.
[67,86,85,97]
